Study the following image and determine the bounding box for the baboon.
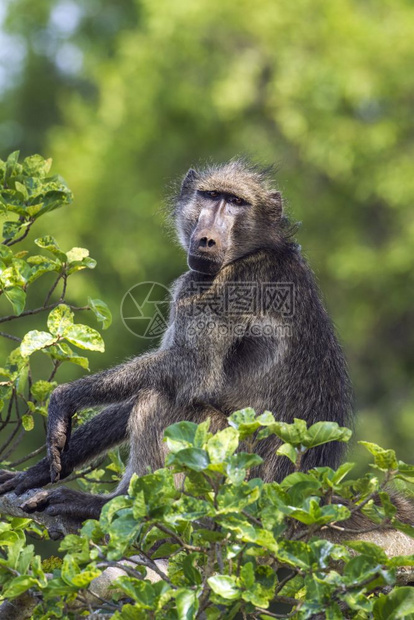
[0,160,354,521]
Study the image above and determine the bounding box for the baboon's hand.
[47,385,73,483]
[0,458,52,496]
[47,415,72,483]
[21,487,106,520]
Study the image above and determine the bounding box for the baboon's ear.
[180,168,199,195]
[270,191,283,217]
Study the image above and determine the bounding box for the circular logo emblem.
[120,282,170,339]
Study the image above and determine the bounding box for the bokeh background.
[0,0,413,468]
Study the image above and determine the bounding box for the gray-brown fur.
[0,159,355,521]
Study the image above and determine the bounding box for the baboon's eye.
[229,195,245,206]
[208,191,219,198]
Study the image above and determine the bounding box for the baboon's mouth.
[187,253,222,275]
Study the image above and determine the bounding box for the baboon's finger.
[21,490,51,513]
[0,474,22,495]
[0,470,16,484]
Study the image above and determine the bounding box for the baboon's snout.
[188,227,226,275]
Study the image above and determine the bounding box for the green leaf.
[71,567,102,588]
[3,222,24,242]
[395,462,414,484]
[31,380,56,401]
[0,245,13,261]
[151,542,180,559]
[112,604,147,620]
[176,589,199,620]
[344,555,392,587]
[226,452,263,485]
[359,441,398,470]
[61,555,82,586]
[63,324,105,352]
[217,482,260,513]
[34,236,67,261]
[27,255,61,283]
[3,287,26,315]
[276,442,298,464]
[99,495,133,529]
[5,150,20,178]
[304,421,352,448]
[261,418,308,445]
[14,181,28,200]
[47,304,74,336]
[66,248,96,274]
[389,555,414,568]
[164,421,198,452]
[182,553,203,585]
[115,577,155,608]
[47,342,89,369]
[228,407,261,438]
[276,539,312,569]
[172,495,213,520]
[240,562,255,589]
[169,447,210,472]
[345,540,388,563]
[373,586,414,619]
[331,462,355,484]
[20,331,56,357]
[22,414,34,431]
[88,297,112,329]
[67,255,97,274]
[1,575,39,599]
[66,247,90,263]
[390,520,414,538]
[23,154,52,177]
[207,427,239,463]
[207,575,240,601]
[242,569,276,608]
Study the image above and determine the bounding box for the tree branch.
[0,491,79,540]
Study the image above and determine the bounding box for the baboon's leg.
[126,389,229,480]
[0,399,134,496]
[22,390,227,521]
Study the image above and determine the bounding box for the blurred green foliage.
[1,416,414,617]
[0,0,413,464]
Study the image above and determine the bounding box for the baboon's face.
[176,163,283,276]
[187,189,251,275]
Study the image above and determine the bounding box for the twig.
[44,273,64,306]
[0,490,79,539]
[254,604,298,618]
[325,523,385,535]
[59,273,68,302]
[1,427,25,461]
[96,561,144,581]
[242,509,262,527]
[154,523,202,552]
[9,444,46,467]
[4,220,35,247]
[0,394,22,458]
[130,550,172,584]
[47,360,61,383]
[197,540,216,617]
[0,392,14,432]
[274,569,297,595]
[0,331,21,342]
[0,303,89,325]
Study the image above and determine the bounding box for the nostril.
[199,237,208,248]
[208,239,216,248]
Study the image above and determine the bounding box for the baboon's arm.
[47,348,212,480]
[0,399,132,496]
